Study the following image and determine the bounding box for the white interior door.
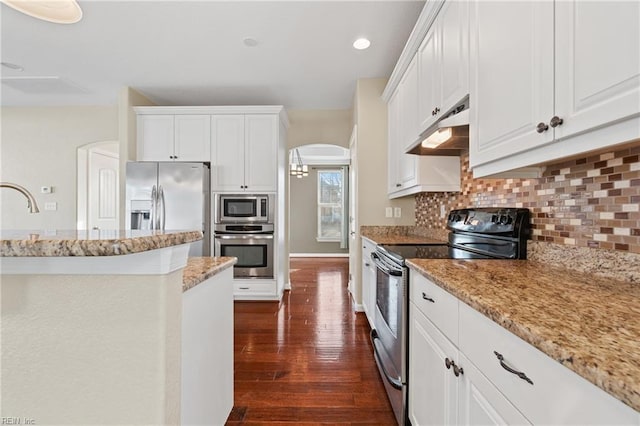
[88,149,119,230]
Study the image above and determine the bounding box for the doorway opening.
[288,143,350,258]
[77,141,119,230]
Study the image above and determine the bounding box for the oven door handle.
[214,234,274,240]
[371,252,403,276]
[370,329,403,390]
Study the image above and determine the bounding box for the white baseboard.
[290,253,349,258]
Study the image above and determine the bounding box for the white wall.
[117,88,156,228]
[0,106,118,230]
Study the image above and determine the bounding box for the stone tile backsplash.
[415,142,640,254]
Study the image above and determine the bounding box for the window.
[317,170,343,242]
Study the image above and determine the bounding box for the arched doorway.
[77,141,119,230]
[288,143,350,258]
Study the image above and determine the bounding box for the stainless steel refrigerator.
[125,162,210,256]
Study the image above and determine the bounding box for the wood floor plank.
[227,258,397,425]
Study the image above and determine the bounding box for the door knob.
[536,122,549,133]
[549,116,564,128]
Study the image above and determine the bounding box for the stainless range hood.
[408,102,470,156]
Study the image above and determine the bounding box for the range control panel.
[446,208,531,236]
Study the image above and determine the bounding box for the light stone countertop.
[182,257,237,292]
[0,229,202,257]
[361,226,446,245]
[407,258,640,413]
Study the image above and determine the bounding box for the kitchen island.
[0,230,235,426]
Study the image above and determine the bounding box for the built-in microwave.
[215,194,274,224]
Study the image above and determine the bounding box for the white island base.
[1,243,234,425]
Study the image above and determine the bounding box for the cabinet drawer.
[233,280,276,296]
[410,272,459,345]
[459,302,638,425]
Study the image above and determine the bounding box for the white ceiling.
[0,0,425,109]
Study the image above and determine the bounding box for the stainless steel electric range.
[370,207,531,425]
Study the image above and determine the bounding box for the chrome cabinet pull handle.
[536,122,549,133]
[422,292,435,303]
[549,116,564,128]
[494,351,533,385]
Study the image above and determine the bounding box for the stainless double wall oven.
[213,194,275,279]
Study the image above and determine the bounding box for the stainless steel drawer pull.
[422,292,435,303]
[494,351,533,385]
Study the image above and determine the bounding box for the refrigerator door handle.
[150,185,157,230]
[159,185,166,231]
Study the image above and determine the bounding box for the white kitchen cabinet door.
[211,115,245,192]
[137,115,175,161]
[409,303,458,426]
[417,0,469,137]
[418,25,440,132]
[174,115,211,162]
[245,115,277,192]
[457,352,531,426]
[361,238,376,329]
[554,1,640,142]
[387,90,402,194]
[470,0,554,168]
[439,0,469,114]
[401,56,420,150]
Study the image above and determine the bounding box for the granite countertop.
[360,226,446,245]
[0,229,202,257]
[182,256,237,292]
[407,259,640,412]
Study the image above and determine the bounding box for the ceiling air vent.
[1,76,88,94]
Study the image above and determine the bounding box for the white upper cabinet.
[137,114,211,162]
[211,115,245,191]
[418,0,469,135]
[470,0,640,177]
[211,114,278,192]
[244,115,278,191]
[401,55,421,150]
[554,1,640,141]
[174,115,211,161]
[469,1,554,168]
[137,115,175,161]
[387,80,460,199]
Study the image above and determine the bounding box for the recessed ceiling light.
[0,0,82,24]
[243,37,259,47]
[353,38,371,50]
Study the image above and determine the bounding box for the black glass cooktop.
[378,244,492,263]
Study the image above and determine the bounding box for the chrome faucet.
[0,182,40,213]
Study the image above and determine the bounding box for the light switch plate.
[44,202,57,211]
[40,186,52,194]
[394,207,401,218]
[385,207,393,218]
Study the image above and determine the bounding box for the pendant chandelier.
[290,148,309,178]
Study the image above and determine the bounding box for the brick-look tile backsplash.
[415,142,640,254]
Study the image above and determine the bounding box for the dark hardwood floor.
[227,257,396,425]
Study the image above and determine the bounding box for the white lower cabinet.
[409,303,459,425]
[457,352,530,425]
[361,237,377,328]
[408,272,638,425]
[181,268,233,425]
[233,279,277,300]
